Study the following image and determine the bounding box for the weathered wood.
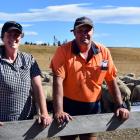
[0,112,140,140]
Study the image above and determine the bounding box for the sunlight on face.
[3,29,22,50]
[74,25,93,47]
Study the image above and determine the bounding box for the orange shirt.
[50,40,117,102]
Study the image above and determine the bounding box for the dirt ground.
[97,128,140,140]
[42,128,140,140]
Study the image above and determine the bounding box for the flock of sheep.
[41,72,140,112]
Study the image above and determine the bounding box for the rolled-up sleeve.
[50,47,66,79]
[30,55,41,78]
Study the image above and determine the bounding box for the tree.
[57,41,61,46]
[53,35,58,46]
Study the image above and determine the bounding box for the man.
[50,17,129,140]
[0,21,52,127]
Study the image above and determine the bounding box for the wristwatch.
[116,103,127,110]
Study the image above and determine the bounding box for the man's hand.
[54,111,73,125]
[38,114,52,128]
[116,108,130,120]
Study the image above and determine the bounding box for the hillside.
[19,45,140,77]
[109,47,140,77]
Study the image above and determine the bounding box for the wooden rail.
[0,112,140,140]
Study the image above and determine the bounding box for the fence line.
[0,112,140,140]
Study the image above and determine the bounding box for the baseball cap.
[71,16,93,32]
[1,21,23,39]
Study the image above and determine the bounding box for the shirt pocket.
[90,66,107,85]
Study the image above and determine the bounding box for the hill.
[19,45,140,77]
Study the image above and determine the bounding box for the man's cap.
[71,16,93,32]
[1,21,23,38]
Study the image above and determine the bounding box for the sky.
[0,0,140,47]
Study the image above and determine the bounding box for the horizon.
[0,0,140,48]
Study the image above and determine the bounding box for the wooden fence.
[0,112,140,140]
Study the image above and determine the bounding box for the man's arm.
[32,75,52,127]
[107,79,123,106]
[53,75,72,124]
[107,79,129,120]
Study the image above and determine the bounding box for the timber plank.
[0,112,140,140]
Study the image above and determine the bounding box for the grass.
[19,45,57,71]
[19,45,140,77]
[108,47,140,77]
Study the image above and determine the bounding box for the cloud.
[0,3,140,24]
[35,41,44,44]
[94,33,110,38]
[22,24,33,27]
[0,23,33,30]
[0,24,3,29]
[0,23,35,37]
[24,31,38,36]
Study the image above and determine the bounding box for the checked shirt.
[0,46,41,121]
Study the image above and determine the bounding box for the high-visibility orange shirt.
[50,40,117,102]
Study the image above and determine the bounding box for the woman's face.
[3,29,22,50]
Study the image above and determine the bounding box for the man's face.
[3,29,22,50]
[73,25,93,47]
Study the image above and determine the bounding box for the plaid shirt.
[0,46,41,121]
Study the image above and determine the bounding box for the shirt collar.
[71,40,100,55]
[0,46,22,67]
[0,46,20,60]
